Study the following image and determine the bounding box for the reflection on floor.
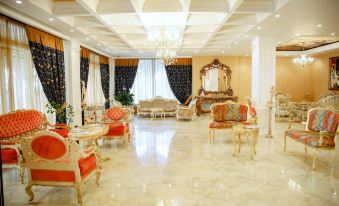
[3,114,339,206]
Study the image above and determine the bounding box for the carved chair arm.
[80,146,97,159]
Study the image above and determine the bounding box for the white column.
[64,39,82,126]
[251,36,276,109]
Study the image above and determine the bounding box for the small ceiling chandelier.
[148,28,180,66]
[293,54,314,67]
[293,44,314,67]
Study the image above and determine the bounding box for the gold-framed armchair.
[275,92,291,120]
[176,99,196,120]
[284,107,339,170]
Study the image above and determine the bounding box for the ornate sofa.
[209,101,252,142]
[284,107,339,170]
[318,95,339,110]
[275,92,291,120]
[176,99,196,120]
[137,96,178,117]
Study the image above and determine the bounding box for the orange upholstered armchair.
[102,106,131,143]
[209,101,251,142]
[284,107,339,170]
[0,109,44,183]
[20,131,101,205]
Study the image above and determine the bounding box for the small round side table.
[232,125,259,159]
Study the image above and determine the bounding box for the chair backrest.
[306,107,339,133]
[275,92,291,104]
[0,110,43,142]
[211,101,249,122]
[106,106,126,121]
[20,131,81,182]
[318,91,335,101]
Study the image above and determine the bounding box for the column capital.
[251,36,277,49]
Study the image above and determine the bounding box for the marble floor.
[3,114,339,206]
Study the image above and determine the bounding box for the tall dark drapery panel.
[80,47,90,94]
[25,25,66,123]
[114,59,139,95]
[165,58,192,104]
[100,55,110,109]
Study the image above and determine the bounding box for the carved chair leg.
[76,183,84,205]
[128,133,131,143]
[209,129,212,142]
[19,165,25,184]
[212,130,215,142]
[25,182,34,201]
[283,135,287,152]
[96,170,101,186]
[312,149,317,170]
[304,145,308,154]
[331,150,335,169]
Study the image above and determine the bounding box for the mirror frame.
[199,59,233,96]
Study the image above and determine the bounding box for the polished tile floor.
[3,114,339,206]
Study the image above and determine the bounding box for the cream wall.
[192,50,339,102]
[192,56,251,103]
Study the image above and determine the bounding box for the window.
[131,59,176,103]
[0,17,52,121]
[86,53,106,105]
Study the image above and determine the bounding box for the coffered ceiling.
[1,0,339,57]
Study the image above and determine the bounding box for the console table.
[195,95,238,116]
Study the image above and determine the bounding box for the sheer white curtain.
[131,59,176,103]
[86,53,105,106]
[0,17,51,121]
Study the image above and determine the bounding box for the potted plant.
[45,101,74,124]
[115,90,134,106]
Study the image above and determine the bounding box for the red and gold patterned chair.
[0,110,44,183]
[20,131,101,205]
[101,106,131,143]
[284,107,339,170]
[209,101,251,142]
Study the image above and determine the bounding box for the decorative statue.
[266,86,275,138]
[81,81,87,107]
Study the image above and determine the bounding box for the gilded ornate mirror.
[199,59,233,96]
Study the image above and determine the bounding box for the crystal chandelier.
[148,29,180,66]
[293,54,314,67]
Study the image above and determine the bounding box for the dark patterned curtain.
[80,47,90,94]
[25,25,66,123]
[114,59,139,95]
[100,56,110,109]
[165,58,192,104]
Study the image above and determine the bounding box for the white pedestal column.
[251,36,276,109]
[64,39,82,126]
[251,36,276,137]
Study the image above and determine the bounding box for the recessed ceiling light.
[257,26,261,30]
[48,18,54,21]
[16,0,23,4]
[297,33,301,36]
[244,35,248,38]
[97,43,101,46]
[85,37,90,40]
[331,33,335,36]
[317,24,322,28]
[70,29,74,32]
[275,14,280,18]
[227,46,231,49]
[234,41,238,45]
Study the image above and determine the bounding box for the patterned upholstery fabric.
[139,97,178,113]
[106,107,126,121]
[0,110,43,139]
[307,110,339,133]
[211,103,248,122]
[31,135,66,160]
[209,121,250,129]
[285,129,335,148]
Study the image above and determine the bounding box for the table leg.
[232,133,237,156]
[95,139,110,161]
[238,135,241,154]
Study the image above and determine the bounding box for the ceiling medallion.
[148,28,180,66]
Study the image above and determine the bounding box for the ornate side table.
[232,125,260,159]
[150,107,165,120]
